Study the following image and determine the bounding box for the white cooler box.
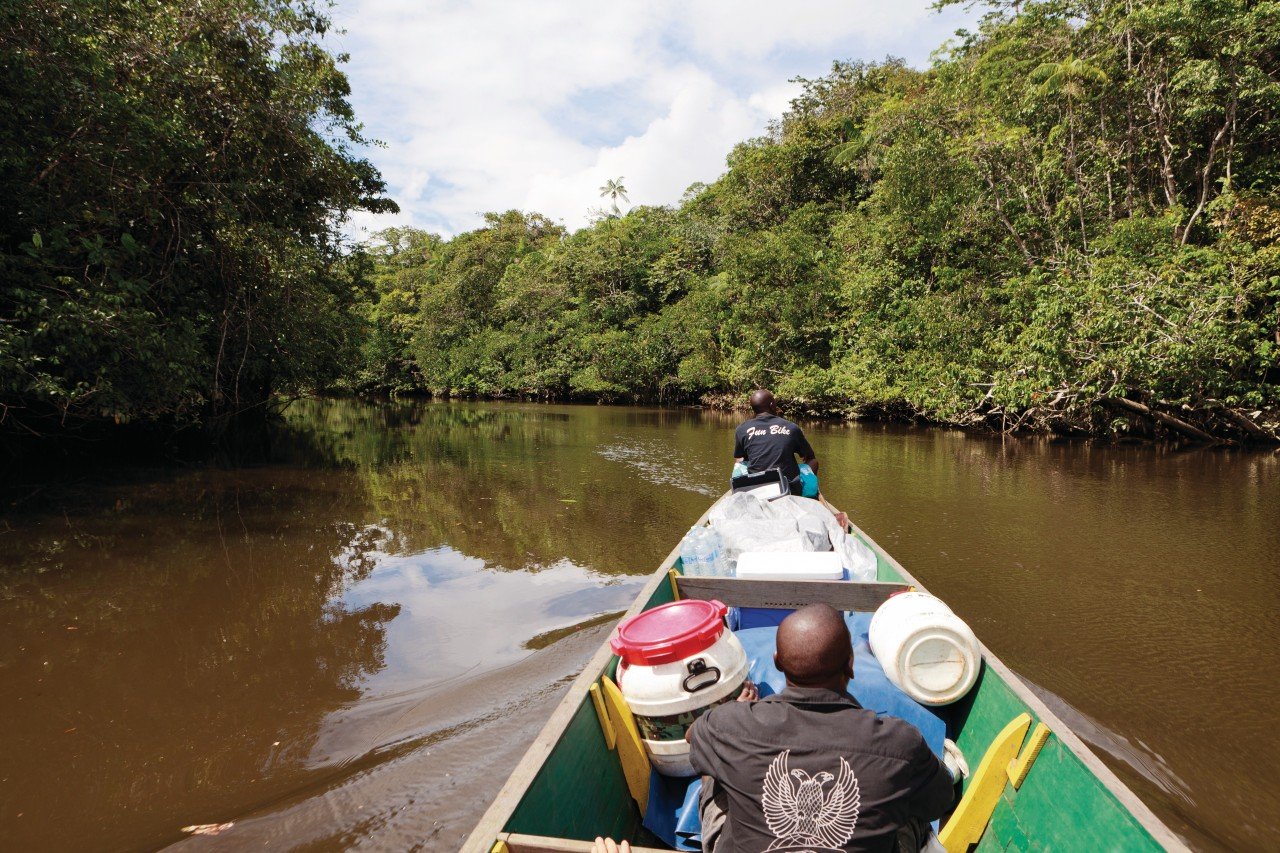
[734,551,845,630]
[735,550,844,580]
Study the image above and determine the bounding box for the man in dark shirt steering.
[734,389,818,496]
[688,604,954,852]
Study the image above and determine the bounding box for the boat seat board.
[600,676,651,813]
[674,576,909,611]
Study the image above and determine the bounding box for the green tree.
[599,177,630,216]
[347,0,1279,442]
[0,0,395,440]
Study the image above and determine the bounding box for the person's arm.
[795,428,818,473]
[687,704,732,778]
[686,681,756,744]
[732,429,746,462]
[903,742,956,822]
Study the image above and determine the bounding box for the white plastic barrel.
[611,600,749,776]
[868,592,981,706]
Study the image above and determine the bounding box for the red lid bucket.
[610,599,729,666]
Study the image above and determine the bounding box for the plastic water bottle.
[698,529,716,577]
[681,526,707,576]
[694,528,714,577]
[704,528,730,577]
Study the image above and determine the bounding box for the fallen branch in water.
[1217,406,1278,441]
[1104,397,1226,444]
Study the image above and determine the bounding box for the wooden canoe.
[463,496,1187,852]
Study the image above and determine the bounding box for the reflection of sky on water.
[334,536,644,695]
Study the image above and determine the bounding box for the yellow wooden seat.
[939,713,1052,852]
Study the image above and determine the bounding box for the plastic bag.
[767,496,877,579]
[706,491,875,577]
[834,530,878,581]
[797,462,820,498]
[708,491,773,524]
[767,497,836,551]
[713,518,813,556]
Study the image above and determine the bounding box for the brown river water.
[1,399,1277,851]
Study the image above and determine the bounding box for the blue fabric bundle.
[642,612,947,850]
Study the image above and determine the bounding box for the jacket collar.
[767,684,863,709]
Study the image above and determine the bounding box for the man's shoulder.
[696,694,787,739]
[700,696,755,731]
[702,697,928,760]
[865,709,927,739]
[770,695,929,756]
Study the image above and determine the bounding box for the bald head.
[775,604,854,688]
[750,389,776,414]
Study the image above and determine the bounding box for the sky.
[331,1,979,238]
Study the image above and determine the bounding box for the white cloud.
[332,1,975,237]
[522,68,774,223]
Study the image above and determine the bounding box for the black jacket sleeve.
[904,742,956,821]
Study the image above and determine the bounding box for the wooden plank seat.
[674,575,909,611]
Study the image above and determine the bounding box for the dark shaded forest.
[4,0,1279,448]
[0,0,394,446]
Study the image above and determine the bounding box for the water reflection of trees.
[0,472,399,850]
[280,398,713,575]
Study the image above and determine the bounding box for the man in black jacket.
[688,604,954,852]
[734,389,818,495]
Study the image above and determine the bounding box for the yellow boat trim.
[938,712,1032,852]
[589,683,617,751]
[600,675,650,814]
[1008,722,1051,789]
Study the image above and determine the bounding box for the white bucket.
[616,630,749,776]
[869,592,980,706]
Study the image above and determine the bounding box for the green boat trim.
[463,497,1188,852]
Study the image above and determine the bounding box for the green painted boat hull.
[465,507,1184,852]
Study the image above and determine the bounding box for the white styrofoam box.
[735,550,844,580]
[740,482,784,500]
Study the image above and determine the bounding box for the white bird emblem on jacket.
[761,750,861,851]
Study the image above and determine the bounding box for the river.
[1,399,1276,851]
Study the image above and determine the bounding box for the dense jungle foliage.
[355,0,1280,442]
[5,0,1279,446]
[0,0,394,441]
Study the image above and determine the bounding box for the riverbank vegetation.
[353,0,1280,443]
[4,0,1278,448]
[0,0,395,445]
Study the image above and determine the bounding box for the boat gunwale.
[462,496,1188,852]
[839,511,1188,852]
[461,503,712,853]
